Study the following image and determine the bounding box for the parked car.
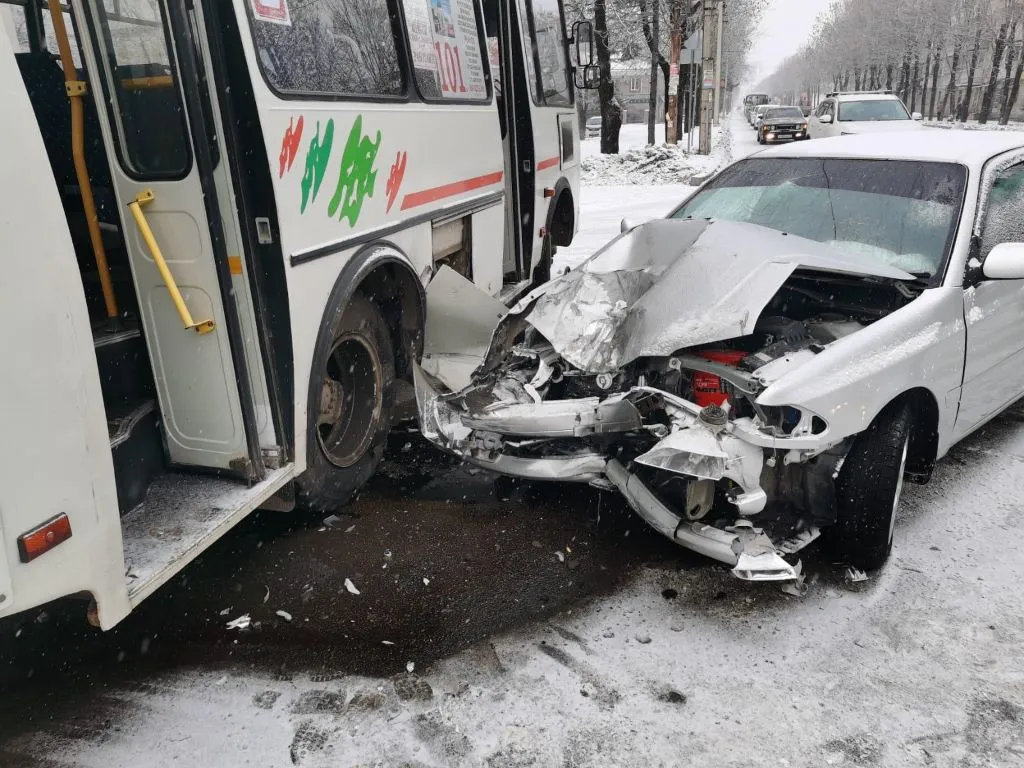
[757,106,809,143]
[585,116,601,138]
[416,131,1024,581]
[752,104,780,130]
[808,91,924,139]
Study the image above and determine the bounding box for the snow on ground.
[925,119,1024,132]
[581,122,728,186]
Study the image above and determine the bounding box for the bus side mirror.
[575,65,600,90]
[572,20,595,67]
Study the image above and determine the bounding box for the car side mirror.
[819,114,833,124]
[572,20,595,67]
[574,64,600,90]
[982,242,1024,279]
[620,218,634,233]
[912,111,923,121]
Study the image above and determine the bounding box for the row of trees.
[759,0,1024,125]
[567,0,765,153]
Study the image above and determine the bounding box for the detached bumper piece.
[605,460,798,582]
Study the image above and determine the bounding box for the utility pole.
[699,1,715,154]
[666,0,682,144]
[712,0,724,126]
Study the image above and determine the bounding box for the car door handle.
[128,189,216,335]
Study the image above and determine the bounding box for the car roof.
[755,130,1024,168]
[832,93,901,102]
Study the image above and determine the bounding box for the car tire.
[825,400,911,570]
[532,234,553,286]
[297,295,395,512]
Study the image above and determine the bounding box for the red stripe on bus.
[536,155,560,171]
[401,171,505,210]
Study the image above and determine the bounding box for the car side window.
[826,101,836,119]
[978,163,1024,260]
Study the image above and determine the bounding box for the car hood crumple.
[497,218,915,375]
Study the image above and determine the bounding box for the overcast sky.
[744,0,834,87]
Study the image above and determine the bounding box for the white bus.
[0,0,596,629]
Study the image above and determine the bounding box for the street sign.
[683,30,702,53]
[703,77,714,89]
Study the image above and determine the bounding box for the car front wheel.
[826,400,911,570]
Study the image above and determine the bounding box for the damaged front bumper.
[415,364,823,582]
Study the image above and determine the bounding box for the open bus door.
[70,0,271,477]
[485,0,581,292]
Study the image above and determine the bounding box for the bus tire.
[297,295,395,512]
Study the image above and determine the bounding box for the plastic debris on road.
[344,578,361,595]
[275,610,292,622]
[406,661,415,673]
[780,561,807,597]
[844,567,869,583]
[225,614,251,630]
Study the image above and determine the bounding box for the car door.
[808,100,828,139]
[955,159,1024,438]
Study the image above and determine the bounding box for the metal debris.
[344,578,361,595]
[780,561,807,597]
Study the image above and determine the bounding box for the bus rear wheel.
[298,295,395,512]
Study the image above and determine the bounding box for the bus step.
[93,322,155,412]
[108,399,163,515]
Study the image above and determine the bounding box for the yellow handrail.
[46,0,119,320]
[128,190,216,335]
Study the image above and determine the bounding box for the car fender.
[756,287,965,448]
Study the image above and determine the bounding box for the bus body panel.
[0,38,129,628]
[230,0,508,473]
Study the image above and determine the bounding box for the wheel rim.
[889,435,910,544]
[316,333,383,468]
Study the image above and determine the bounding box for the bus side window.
[398,0,490,103]
[517,0,571,107]
[249,0,403,98]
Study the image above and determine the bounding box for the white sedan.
[416,132,1024,581]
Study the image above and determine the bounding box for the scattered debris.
[384,549,393,559]
[225,614,251,630]
[844,567,869,583]
[382,640,395,646]
[657,687,687,705]
[780,561,807,597]
[344,578,361,595]
[554,551,566,563]
[423,577,431,586]
[275,610,292,622]
[345,525,356,534]
[322,514,343,529]
[262,585,270,604]
[401,442,413,452]
[406,661,415,673]
[219,607,232,616]
[635,634,652,645]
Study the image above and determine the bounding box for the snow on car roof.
[832,93,902,102]
[755,130,1024,168]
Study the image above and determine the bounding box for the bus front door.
[74,0,260,476]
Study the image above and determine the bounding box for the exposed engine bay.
[415,219,923,581]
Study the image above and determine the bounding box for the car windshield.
[765,107,804,120]
[670,157,967,277]
[838,99,910,121]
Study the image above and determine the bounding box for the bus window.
[90,0,190,178]
[249,0,403,99]
[517,0,571,107]
[42,5,81,68]
[1,3,30,53]
[399,0,488,101]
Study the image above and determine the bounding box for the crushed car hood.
[503,218,915,374]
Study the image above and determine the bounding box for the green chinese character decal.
[300,119,334,214]
[328,115,381,226]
